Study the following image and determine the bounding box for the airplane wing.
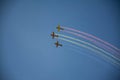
[58,28,60,32]
[55,43,58,47]
[56,25,61,32]
[51,32,55,39]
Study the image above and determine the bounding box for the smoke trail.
[57,33,120,62]
[58,37,120,67]
[62,26,120,53]
[63,30,120,57]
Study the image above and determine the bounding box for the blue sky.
[1,0,120,80]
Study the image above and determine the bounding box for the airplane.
[56,24,64,32]
[55,41,62,47]
[51,32,58,39]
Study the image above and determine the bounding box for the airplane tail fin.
[60,44,62,46]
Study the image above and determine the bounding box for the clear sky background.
[1,0,120,80]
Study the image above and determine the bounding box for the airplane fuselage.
[56,25,64,32]
[51,32,58,39]
[55,41,62,47]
